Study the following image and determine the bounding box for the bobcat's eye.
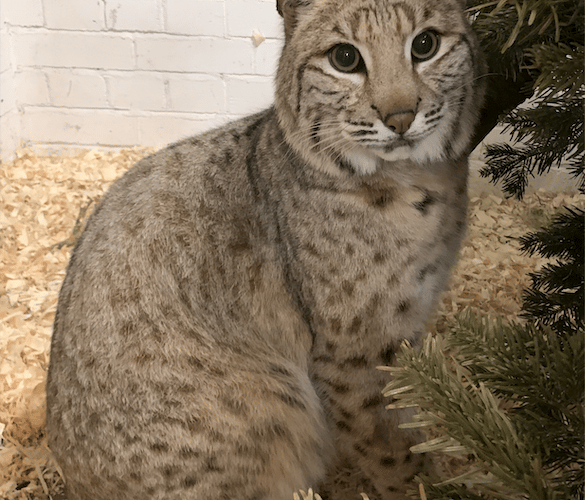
[328,44,365,73]
[411,30,440,63]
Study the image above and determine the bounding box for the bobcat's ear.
[276,0,312,41]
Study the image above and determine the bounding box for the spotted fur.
[46,1,485,499]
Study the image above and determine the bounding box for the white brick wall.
[1,20,19,160]
[1,0,284,159]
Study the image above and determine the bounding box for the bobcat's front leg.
[311,354,429,500]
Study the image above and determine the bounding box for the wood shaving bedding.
[1,148,583,499]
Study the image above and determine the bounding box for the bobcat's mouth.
[383,137,413,151]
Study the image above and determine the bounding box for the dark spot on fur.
[341,280,355,296]
[345,243,355,255]
[182,476,199,488]
[268,364,292,378]
[325,292,341,307]
[397,300,411,314]
[341,355,368,368]
[337,406,354,421]
[372,193,392,208]
[330,318,342,335]
[250,421,291,443]
[221,396,250,416]
[373,252,387,264]
[387,486,398,492]
[186,356,204,369]
[274,392,306,410]
[149,441,169,453]
[353,443,368,456]
[403,452,413,463]
[336,420,353,432]
[324,379,350,394]
[179,446,201,459]
[361,393,383,409]
[325,341,337,353]
[387,274,399,286]
[365,292,382,316]
[413,192,434,214]
[338,158,356,175]
[418,263,438,281]
[380,344,397,364]
[381,456,396,467]
[209,366,226,377]
[228,225,252,253]
[314,354,335,364]
[321,230,338,243]
[205,456,224,473]
[303,242,321,257]
[348,316,362,335]
[162,465,180,478]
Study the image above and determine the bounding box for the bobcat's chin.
[341,135,452,175]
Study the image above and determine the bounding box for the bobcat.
[46,0,485,499]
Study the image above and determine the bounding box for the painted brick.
[226,0,281,38]
[225,75,273,115]
[138,112,222,146]
[0,70,16,116]
[136,36,254,74]
[166,0,225,37]
[1,0,44,27]
[1,111,21,160]
[1,28,13,74]
[167,75,225,113]
[46,69,108,108]
[107,72,166,110]
[15,68,50,107]
[44,0,105,31]
[105,0,162,32]
[13,31,134,70]
[254,38,282,76]
[21,107,140,145]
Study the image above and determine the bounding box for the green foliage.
[520,207,585,331]
[385,312,584,500]
[480,90,584,197]
[466,0,584,199]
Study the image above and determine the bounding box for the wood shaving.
[1,148,583,499]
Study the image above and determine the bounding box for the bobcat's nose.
[384,111,416,134]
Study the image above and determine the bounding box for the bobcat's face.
[276,0,485,175]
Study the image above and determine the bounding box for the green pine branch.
[384,311,584,500]
[479,94,584,198]
[519,207,585,330]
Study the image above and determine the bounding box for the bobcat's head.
[275,0,486,176]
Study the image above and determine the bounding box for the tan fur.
[46,1,485,499]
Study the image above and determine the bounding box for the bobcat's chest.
[287,175,465,350]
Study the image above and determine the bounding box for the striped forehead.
[322,1,439,43]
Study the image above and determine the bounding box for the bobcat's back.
[46,1,485,499]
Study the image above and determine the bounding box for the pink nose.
[384,111,415,134]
